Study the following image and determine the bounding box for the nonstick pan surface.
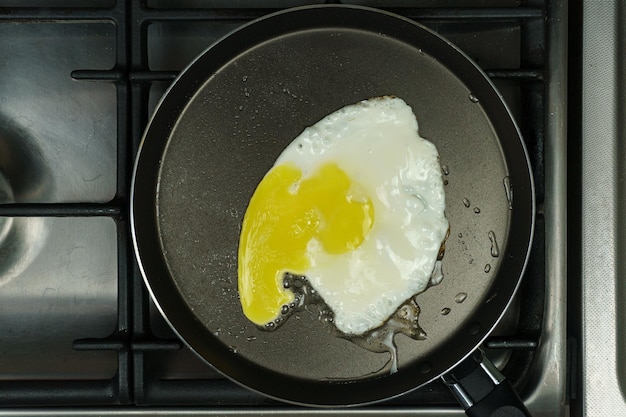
[131,4,534,407]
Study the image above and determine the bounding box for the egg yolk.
[238,162,375,326]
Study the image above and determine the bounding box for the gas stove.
[0,1,567,415]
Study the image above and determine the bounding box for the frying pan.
[131,4,534,415]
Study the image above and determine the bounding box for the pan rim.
[130,3,535,407]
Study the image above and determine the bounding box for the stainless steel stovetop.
[0,1,568,416]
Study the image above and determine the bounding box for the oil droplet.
[488,231,500,257]
[462,198,470,208]
[473,207,481,214]
[443,179,449,186]
[503,176,513,210]
[484,264,492,273]
[469,258,474,265]
[469,93,479,103]
[441,307,451,315]
[442,165,449,175]
[455,292,468,303]
[457,232,463,238]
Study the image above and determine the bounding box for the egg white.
[275,96,449,335]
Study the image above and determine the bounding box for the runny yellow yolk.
[238,162,375,326]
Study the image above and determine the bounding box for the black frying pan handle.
[442,349,532,417]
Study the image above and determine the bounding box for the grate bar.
[73,338,127,351]
[72,69,125,81]
[0,380,118,406]
[0,203,121,217]
[0,6,543,22]
[132,6,543,22]
[73,68,544,84]
[114,0,132,404]
[0,7,118,21]
[72,337,182,355]
[70,336,536,354]
[129,71,178,82]
[390,7,543,20]
[487,69,544,80]
[132,340,182,351]
[71,70,179,82]
[484,337,539,350]
[139,379,270,406]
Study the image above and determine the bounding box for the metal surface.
[0,22,117,204]
[132,5,534,406]
[580,0,626,416]
[0,21,120,381]
[0,0,569,414]
[520,0,569,416]
[0,217,118,379]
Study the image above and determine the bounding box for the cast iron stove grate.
[0,0,546,408]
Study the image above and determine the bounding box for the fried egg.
[238,96,448,335]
